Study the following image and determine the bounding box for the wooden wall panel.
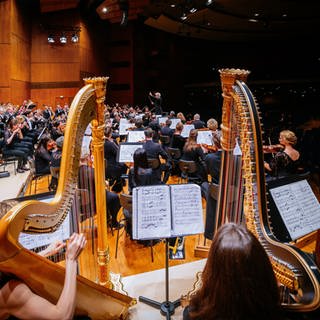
[0,88,11,103]
[31,63,80,82]
[31,87,78,108]
[0,44,10,87]
[10,36,31,81]
[10,79,30,103]
[0,0,10,43]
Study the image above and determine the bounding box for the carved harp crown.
[218,68,320,312]
[0,78,134,319]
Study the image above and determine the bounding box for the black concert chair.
[167,147,181,176]
[159,135,170,146]
[117,193,156,261]
[178,160,201,184]
[147,158,161,170]
[29,159,50,194]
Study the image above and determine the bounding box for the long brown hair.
[188,223,281,320]
[183,129,198,152]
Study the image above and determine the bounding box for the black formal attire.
[170,133,186,153]
[35,145,51,174]
[149,94,163,115]
[181,146,207,183]
[3,128,29,169]
[192,119,206,129]
[202,150,222,240]
[267,151,300,179]
[143,139,170,183]
[148,119,161,143]
[78,164,121,227]
[104,138,127,192]
[127,166,162,240]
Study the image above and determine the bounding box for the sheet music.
[170,184,204,236]
[169,118,181,129]
[270,179,320,240]
[119,118,131,135]
[132,184,203,240]
[181,124,195,138]
[197,131,213,145]
[117,143,143,163]
[19,207,70,249]
[158,116,168,125]
[133,185,172,239]
[127,130,145,142]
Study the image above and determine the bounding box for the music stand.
[139,239,181,320]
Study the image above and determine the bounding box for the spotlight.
[206,0,213,5]
[180,13,187,20]
[60,34,67,44]
[48,35,55,43]
[71,33,79,43]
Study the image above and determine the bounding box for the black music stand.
[139,239,181,320]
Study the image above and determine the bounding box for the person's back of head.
[175,122,184,132]
[188,222,281,320]
[144,127,153,139]
[207,118,218,131]
[165,119,172,127]
[194,113,200,121]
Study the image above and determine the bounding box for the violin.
[263,144,284,154]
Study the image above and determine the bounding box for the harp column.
[85,77,111,287]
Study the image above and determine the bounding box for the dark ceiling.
[93,0,320,43]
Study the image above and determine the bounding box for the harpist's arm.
[1,233,86,320]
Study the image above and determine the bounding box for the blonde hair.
[207,118,218,131]
[280,130,297,145]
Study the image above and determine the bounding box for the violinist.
[3,118,31,173]
[264,130,301,179]
[180,129,207,184]
[34,135,52,175]
[201,118,220,154]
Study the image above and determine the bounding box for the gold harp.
[0,78,134,319]
[216,68,320,311]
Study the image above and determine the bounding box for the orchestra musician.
[264,130,301,179]
[183,223,282,320]
[3,118,31,173]
[34,135,52,175]
[180,129,207,184]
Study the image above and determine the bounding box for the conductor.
[148,91,163,115]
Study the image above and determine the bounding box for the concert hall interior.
[1,1,320,319]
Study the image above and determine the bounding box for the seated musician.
[143,127,171,184]
[170,122,186,153]
[127,148,162,238]
[183,223,282,320]
[202,131,222,240]
[34,135,52,175]
[104,127,127,192]
[78,149,122,228]
[0,233,86,320]
[192,113,206,129]
[264,130,301,179]
[181,129,207,184]
[204,130,222,185]
[49,135,64,191]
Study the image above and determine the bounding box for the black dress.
[268,151,300,178]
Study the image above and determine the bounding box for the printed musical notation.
[270,179,320,240]
[19,212,70,250]
[132,184,204,240]
[117,142,143,163]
